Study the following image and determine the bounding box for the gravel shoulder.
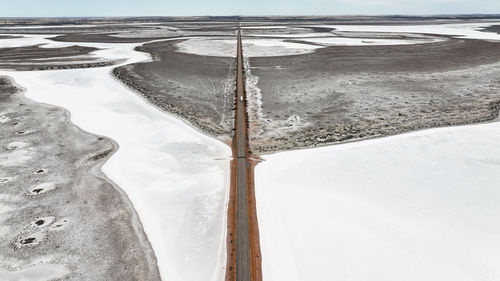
[0,76,160,280]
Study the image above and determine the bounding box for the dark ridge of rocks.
[0,61,119,71]
[482,25,500,35]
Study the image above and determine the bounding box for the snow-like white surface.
[0,263,69,281]
[247,33,333,38]
[241,26,288,29]
[243,39,317,49]
[246,31,431,40]
[256,122,500,281]
[176,38,237,57]
[0,32,124,50]
[0,23,164,30]
[0,143,33,166]
[303,37,438,46]
[315,22,500,41]
[243,39,320,57]
[177,36,433,57]
[0,35,231,281]
[0,33,152,63]
[0,113,10,123]
[0,34,67,48]
[176,22,500,58]
[0,202,13,215]
[0,24,99,29]
[176,37,320,57]
[0,33,129,66]
[240,22,500,57]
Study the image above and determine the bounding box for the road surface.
[235,26,251,281]
[226,26,262,281]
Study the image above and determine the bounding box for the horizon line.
[2,13,500,19]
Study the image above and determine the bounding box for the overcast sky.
[1,0,499,17]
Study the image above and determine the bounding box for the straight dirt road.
[235,26,251,281]
[226,26,262,281]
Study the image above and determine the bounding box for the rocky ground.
[0,76,160,280]
[245,35,500,153]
